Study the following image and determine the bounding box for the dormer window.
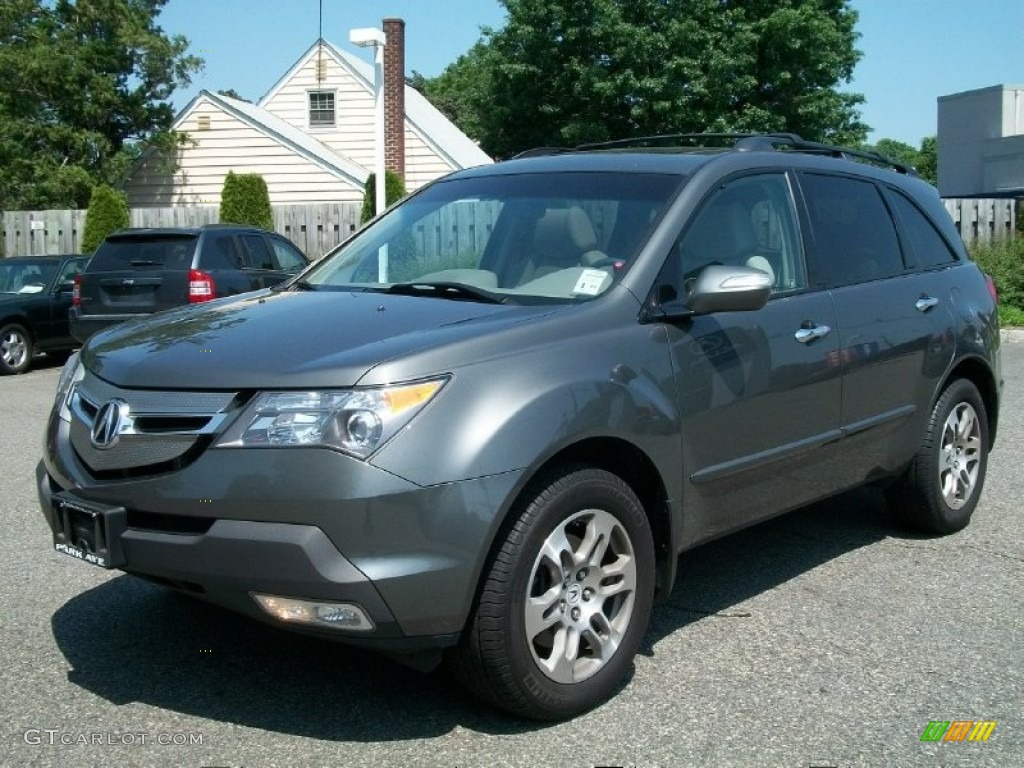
[309,90,335,128]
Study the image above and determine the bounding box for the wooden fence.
[1,204,363,260]
[943,198,1018,246]
[3,197,1019,260]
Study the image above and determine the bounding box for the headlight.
[214,377,449,459]
[54,352,84,423]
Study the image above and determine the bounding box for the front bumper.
[39,412,523,649]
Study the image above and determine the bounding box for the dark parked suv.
[39,134,1001,720]
[1,254,90,374]
[70,224,308,343]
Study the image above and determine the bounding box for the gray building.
[938,84,1024,198]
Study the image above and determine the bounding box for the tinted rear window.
[91,237,197,271]
[800,173,904,286]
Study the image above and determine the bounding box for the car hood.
[81,289,562,389]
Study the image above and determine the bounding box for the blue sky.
[160,0,1023,148]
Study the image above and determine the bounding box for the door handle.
[794,324,832,344]
[915,295,939,312]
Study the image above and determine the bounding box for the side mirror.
[668,265,772,317]
[58,279,75,294]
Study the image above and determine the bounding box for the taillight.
[72,274,82,307]
[985,274,998,304]
[188,269,215,303]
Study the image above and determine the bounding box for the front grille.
[68,370,239,477]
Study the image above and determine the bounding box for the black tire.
[450,466,655,720]
[886,379,989,534]
[0,323,32,375]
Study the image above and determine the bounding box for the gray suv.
[38,134,1001,720]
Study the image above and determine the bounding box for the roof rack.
[511,146,579,159]
[577,133,760,150]
[733,133,919,176]
[512,132,918,176]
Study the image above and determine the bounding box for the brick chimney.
[382,18,406,180]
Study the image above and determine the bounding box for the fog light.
[251,594,375,631]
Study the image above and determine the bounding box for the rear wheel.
[0,323,32,375]
[450,467,655,720]
[886,379,989,534]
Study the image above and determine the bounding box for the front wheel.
[886,379,989,534]
[450,467,655,720]
[0,323,32,375]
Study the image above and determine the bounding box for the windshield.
[304,171,683,303]
[0,260,57,294]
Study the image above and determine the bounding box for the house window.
[309,91,335,127]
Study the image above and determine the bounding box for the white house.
[124,19,492,207]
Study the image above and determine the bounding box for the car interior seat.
[518,206,607,284]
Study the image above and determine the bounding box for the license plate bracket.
[52,494,127,569]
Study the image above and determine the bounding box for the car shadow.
[51,486,909,738]
[641,486,902,652]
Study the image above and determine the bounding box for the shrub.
[219,171,273,229]
[360,170,407,224]
[81,185,129,253]
[970,237,1024,323]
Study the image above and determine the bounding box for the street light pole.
[349,27,387,217]
[349,26,388,280]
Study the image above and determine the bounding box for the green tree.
[219,172,273,230]
[81,184,130,253]
[0,0,202,210]
[409,44,495,146]
[420,0,867,158]
[360,171,408,224]
[870,139,919,170]
[863,137,937,185]
[916,136,937,185]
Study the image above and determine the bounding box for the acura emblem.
[91,399,129,450]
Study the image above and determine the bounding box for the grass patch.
[999,304,1024,327]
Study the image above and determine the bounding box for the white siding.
[262,52,377,170]
[405,128,458,190]
[124,100,363,206]
[262,48,463,192]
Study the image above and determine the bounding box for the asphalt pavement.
[3,346,1021,768]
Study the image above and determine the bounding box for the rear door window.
[799,174,904,287]
[240,235,275,270]
[200,233,245,270]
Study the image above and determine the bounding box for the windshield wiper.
[275,279,316,292]
[384,281,508,304]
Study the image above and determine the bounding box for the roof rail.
[510,146,579,159]
[576,133,754,150]
[734,133,919,176]
[512,132,919,176]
